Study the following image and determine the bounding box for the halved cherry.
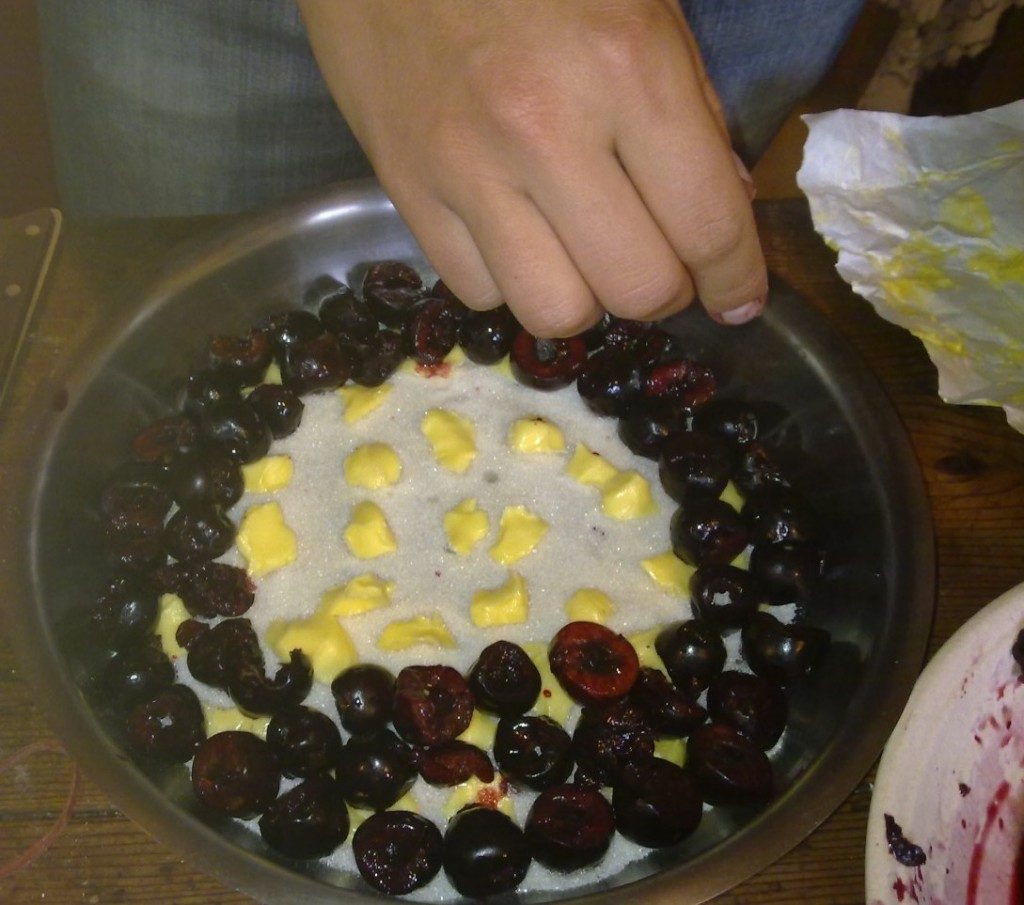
[548,622,640,706]
[510,330,587,390]
[525,784,615,871]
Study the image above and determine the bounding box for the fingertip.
[706,293,767,326]
[513,295,604,339]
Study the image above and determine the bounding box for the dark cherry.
[572,699,655,788]
[258,775,350,859]
[576,351,643,417]
[331,664,396,734]
[186,618,263,688]
[707,671,788,750]
[392,665,474,747]
[257,309,323,357]
[658,430,736,503]
[493,715,574,791]
[191,731,281,819]
[198,398,272,463]
[599,319,676,362]
[510,330,587,390]
[90,575,159,649]
[228,649,314,715]
[336,729,417,811]
[612,757,703,847]
[351,328,405,387]
[733,441,791,496]
[131,414,199,468]
[280,331,351,395]
[689,563,765,629]
[654,619,727,695]
[312,276,377,342]
[102,641,175,709]
[208,329,273,385]
[468,640,541,717]
[353,811,443,896]
[548,621,640,707]
[629,666,707,736]
[685,723,774,806]
[245,384,304,439]
[125,684,205,762]
[180,368,242,418]
[266,705,344,778]
[163,503,235,563]
[693,398,763,447]
[618,409,686,459]
[167,446,243,508]
[175,618,208,650]
[749,541,823,604]
[884,813,927,868]
[670,497,750,567]
[459,305,518,364]
[526,784,615,871]
[156,561,255,618]
[100,492,166,539]
[442,805,531,898]
[742,487,817,547]
[741,612,830,685]
[363,261,425,327]
[641,357,717,411]
[418,740,495,786]
[103,526,167,574]
[100,460,168,505]
[403,296,461,366]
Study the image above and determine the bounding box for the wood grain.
[2,200,1022,904]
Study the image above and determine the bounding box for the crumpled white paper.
[796,100,1024,432]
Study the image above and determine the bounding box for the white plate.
[866,581,1024,904]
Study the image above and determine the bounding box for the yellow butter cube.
[319,573,394,618]
[507,417,566,454]
[202,705,270,740]
[641,550,695,597]
[421,408,476,473]
[457,710,498,750]
[731,547,751,570]
[443,498,489,555]
[720,480,744,512]
[338,383,393,423]
[565,588,615,624]
[443,777,514,820]
[470,572,529,627]
[261,361,282,385]
[627,627,667,672]
[522,642,574,726]
[344,443,402,490]
[565,444,618,487]
[155,593,189,659]
[348,792,421,830]
[489,506,548,565]
[344,501,397,559]
[444,345,466,367]
[601,470,658,520]
[242,455,294,493]
[265,611,359,684]
[654,737,686,767]
[237,501,297,577]
[377,615,457,651]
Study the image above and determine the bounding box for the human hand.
[297,0,768,337]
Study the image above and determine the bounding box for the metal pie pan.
[3,180,935,903]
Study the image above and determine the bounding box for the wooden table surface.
[1,198,1023,904]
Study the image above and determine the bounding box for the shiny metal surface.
[2,180,935,903]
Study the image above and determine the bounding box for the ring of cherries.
[88,262,831,897]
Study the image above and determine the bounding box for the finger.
[528,150,695,321]
[615,69,768,319]
[449,183,603,338]
[383,182,504,311]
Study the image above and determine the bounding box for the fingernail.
[732,150,757,201]
[710,295,766,326]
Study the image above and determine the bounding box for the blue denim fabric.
[37,0,866,217]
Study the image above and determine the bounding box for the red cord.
[0,740,81,878]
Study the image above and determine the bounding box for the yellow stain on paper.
[939,188,993,238]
